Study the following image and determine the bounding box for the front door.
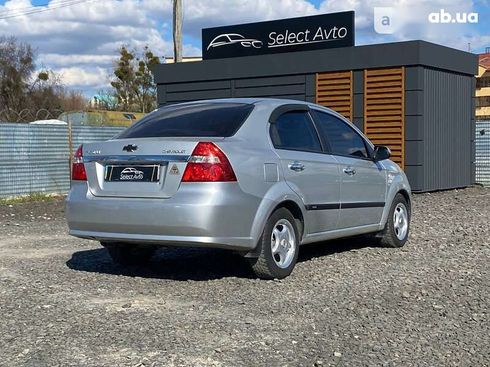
[310,109,387,229]
[334,156,386,228]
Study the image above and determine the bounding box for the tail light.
[182,142,237,182]
[72,144,87,181]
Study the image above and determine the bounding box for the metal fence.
[2,121,488,196]
[0,123,124,198]
[476,121,490,186]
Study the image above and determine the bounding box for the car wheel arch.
[381,181,412,229]
[245,185,306,258]
[273,200,304,239]
[397,189,411,212]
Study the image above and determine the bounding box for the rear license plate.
[105,165,160,183]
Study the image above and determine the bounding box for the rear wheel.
[249,208,300,279]
[378,193,410,248]
[101,242,156,266]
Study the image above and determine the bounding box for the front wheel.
[378,193,410,248]
[249,208,300,279]
[101,242,156,266]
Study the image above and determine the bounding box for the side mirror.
[373,145,391,161]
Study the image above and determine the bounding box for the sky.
[0,0,489,96]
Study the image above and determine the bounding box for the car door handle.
[288,161,305,172]
[343,166,356,175]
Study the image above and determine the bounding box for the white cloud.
[184,0,318,23]
[318,0,481,51]
[0,0,485,94]
[180,0,319,38]
[0,0,322,93]
[0,0,195,93]
[38,54,115,68]
[56,66,109,89]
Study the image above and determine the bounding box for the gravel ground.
[0,187,489,367]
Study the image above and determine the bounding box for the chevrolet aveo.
[66,98,411,279]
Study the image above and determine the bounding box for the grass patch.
[0,192,64,205]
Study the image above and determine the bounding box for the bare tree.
[172,0,183,62]
[0,36,35,119]
[0,36,87,122]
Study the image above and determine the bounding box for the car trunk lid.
[82,137,224,198]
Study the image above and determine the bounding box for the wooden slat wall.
[364,67,405,168]
[316,71,353,120]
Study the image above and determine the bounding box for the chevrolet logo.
[123,144,138,152]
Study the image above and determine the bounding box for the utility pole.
[173,0,183,62]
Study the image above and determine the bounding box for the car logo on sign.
[123,144,138,152]
[120,167,144,180]
[207,33,263,50]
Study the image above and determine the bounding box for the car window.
[311,110,369,159]
[116,103,253,139]
[270,111,322,153]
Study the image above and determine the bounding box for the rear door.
[310,109,386,229]
[82,102,253,199]
[270,109,340,233]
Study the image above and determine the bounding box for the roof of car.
[164,98,342,118]
[172,98,313,107]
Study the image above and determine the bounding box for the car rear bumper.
[66,181,262,250]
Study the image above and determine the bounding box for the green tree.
[110,46,136,111]
[111,45,160,113]
[134,46,160,113]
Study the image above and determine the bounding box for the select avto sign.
[202,11,355,60]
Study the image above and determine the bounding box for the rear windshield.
[116,102,254,139]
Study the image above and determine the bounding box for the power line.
[0,0,93,18]
[0,1,59,14]
[0,0,96,20]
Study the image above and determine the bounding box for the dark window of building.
[116,103,254,138]
[270,111,322,152]
[311,110,369,159]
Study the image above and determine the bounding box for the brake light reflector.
[182,142,237,182]
[72,144,87,181]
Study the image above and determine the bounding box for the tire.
[101,242,156,266]
[249,208,300,279]
[378,193,410,248]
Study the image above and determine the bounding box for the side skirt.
[301,223,383,245]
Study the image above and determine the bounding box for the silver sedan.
[66,98,411,279]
